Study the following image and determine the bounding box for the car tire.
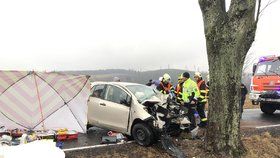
[132,123,154,146]
[260,103,276,114]
[86,124,93,131]
[252,100,259,105]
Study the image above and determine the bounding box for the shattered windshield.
[255,60,280,76]
[126,85,157,103]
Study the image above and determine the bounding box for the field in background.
[205,95,258,110]
[243,95,258,109]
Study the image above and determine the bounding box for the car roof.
[91,81,143,87]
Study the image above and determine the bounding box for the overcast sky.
[0,0,279,72]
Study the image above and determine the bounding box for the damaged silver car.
[87,82,190,146]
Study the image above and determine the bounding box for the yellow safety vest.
[182,78,200,103]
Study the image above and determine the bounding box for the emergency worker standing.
[181,72,200,130]
[194,72,208,127]
[240,83,248,117]
[174,74,184,104]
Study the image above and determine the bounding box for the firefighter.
[181,72,200,130]
[240,83,248,118]
[194,72,208,127]
[174,74,184,104]
[156,73,173,94]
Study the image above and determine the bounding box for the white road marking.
[256,124,280,129]
[63,141,134,152]
[244,109,260,111]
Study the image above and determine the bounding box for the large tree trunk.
[198,0,260,157]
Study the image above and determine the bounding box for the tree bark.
[198,0,260,157]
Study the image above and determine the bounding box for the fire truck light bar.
[259,55,276,62]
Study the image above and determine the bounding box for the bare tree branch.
[257,0,278,23]
[256,0,262,23]
[221,0,226,12]
[260,0,277,14]
[243,51,257,73]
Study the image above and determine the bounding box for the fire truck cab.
[250,55,280,114]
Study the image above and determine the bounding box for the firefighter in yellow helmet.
[194,72,208,127]
[181,72,200,130]
[156,73,173,94]
[174,74,184,104]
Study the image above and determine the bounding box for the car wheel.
[132,123,154,146]
[87,123,93,129]
[260,103,276,114]
[252,100,258,105]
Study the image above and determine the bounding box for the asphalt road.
[62,127,109,150]
[241,109,280,128]
[62,109,280,151]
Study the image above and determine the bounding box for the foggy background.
[0,0,279,72]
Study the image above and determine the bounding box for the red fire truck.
[250,55,280,114]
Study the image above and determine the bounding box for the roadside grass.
[243,132,280,158]
[65,131,280,158]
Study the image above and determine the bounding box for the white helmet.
[159,77,163,81]
[163,73,171,82]
[194,72,202,78]
[113,77,121,82]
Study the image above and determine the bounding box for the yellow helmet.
[178,73,183,80]
[194,72,202,78]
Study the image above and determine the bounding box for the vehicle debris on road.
[101,131,127,144]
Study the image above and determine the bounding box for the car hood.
[141,96,162,104]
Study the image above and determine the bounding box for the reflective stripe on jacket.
[175,83,183,102]
[197,80,207,103]
[182,78,200,103]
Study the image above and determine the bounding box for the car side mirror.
[127,96,132,106]
[252,64,257,75]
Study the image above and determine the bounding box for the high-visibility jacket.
[182,78,200,103]
[197,79,207,103]
[175,83,183,102]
